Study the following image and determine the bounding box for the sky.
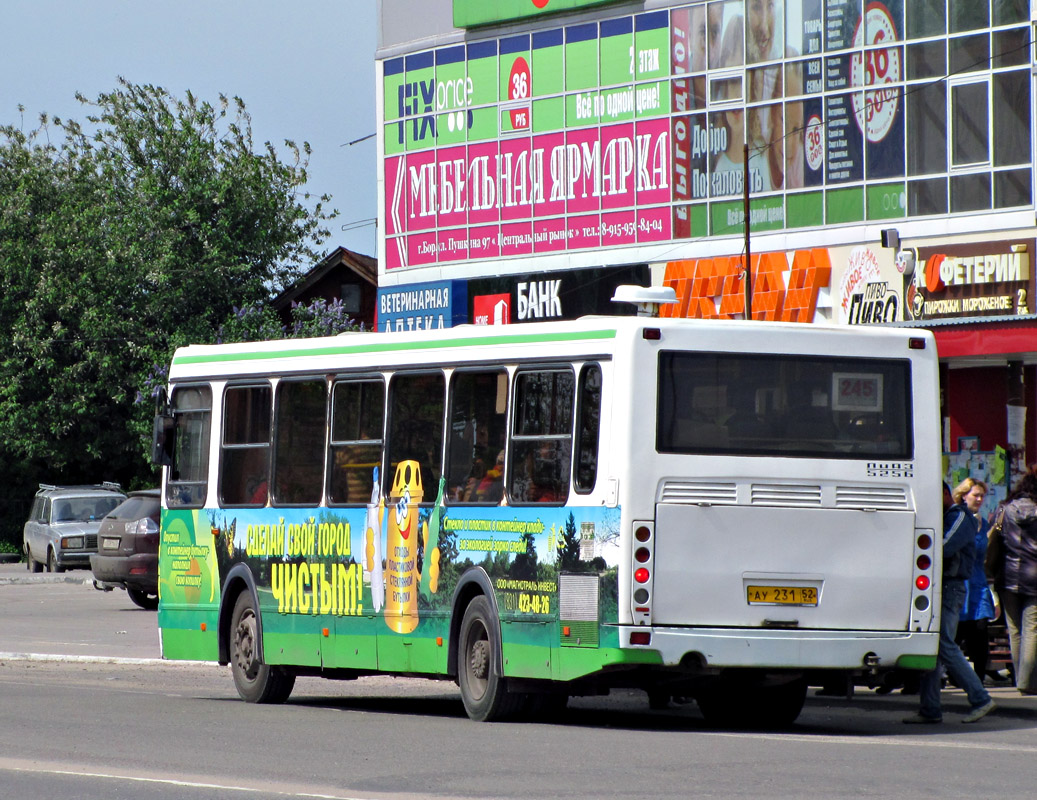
[0,0,378,260]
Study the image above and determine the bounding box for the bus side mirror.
[152,413,175,467]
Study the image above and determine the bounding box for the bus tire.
[457,596,524,721]
[230,592,295,704]
[762,677,808,727]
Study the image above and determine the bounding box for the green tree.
[0,79,335,543]
[509,529,538,580]
[557,511,582,572]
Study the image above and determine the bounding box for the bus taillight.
[915,575,930,591]
[916,554,931,570]
[630,520,654,626]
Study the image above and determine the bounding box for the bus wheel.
[230,592,296,704]
[458,596,524,721]
[750,678,807,727]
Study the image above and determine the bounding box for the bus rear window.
[657,352,913,459]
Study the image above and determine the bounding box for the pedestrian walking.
[988,467,1037,694]
[953,478,998,684]
[904,483,996,724]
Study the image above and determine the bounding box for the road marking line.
[0,758,375,800]
[707,731,1037,753]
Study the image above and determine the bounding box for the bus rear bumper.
[623,626,938,672]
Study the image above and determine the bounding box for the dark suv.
[89,489,160,609]
[23,483,126,573]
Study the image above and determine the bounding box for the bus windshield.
[656,351,913,459]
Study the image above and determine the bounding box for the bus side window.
[272,380,326,506]
[220,384,272,507]
[167,384,212,509]
[328,379,385,504]
[385,373,445,501]
[574,363,602,493]
[446,370,507,504]
[508,369,574,504]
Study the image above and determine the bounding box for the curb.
[0,574,92,586]
[0,652,213,667]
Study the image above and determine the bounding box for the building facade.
[374,0,1036,508]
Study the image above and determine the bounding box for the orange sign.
[661,249,832,322]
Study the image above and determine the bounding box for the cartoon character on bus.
[381,460,441,633]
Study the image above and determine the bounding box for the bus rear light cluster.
[911,530,934,617]
[630,522,654,627]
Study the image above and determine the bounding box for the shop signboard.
[383,10,674,271]
[453,0,625,28]
[832,244,903,325]
[659,248,832,323]
[376,280,469,332]
[903,240,1034,323]
[468,264,649,323]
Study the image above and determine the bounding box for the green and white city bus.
[153,293,941,724]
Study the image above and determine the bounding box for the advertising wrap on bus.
[161,472,622,676]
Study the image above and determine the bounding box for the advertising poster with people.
[784,0,824,188]
[822,0,904,183]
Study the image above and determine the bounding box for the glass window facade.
[381,0,1033,269]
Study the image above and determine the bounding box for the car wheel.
[47,549,64,573]
[230,592,295,704]
[127,588,159,610]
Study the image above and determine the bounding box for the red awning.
[932,321,1037,358]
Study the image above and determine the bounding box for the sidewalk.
[0,557,92,585]
[0,559,163,662]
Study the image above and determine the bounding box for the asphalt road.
[2,562,1037,799]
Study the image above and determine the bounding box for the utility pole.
[743,142,752,320]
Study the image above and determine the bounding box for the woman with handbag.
[990,467,1037,694]
[953,478,998,684]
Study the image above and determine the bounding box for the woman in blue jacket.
[953,478,998,683]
